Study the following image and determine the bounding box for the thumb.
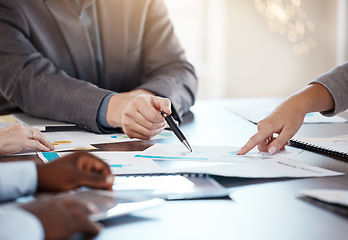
[151,96,171,115]
[267,131,293,155]
[74,202,103,236]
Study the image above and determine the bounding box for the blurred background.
[164,0,348,99]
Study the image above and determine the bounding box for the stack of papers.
[9,113,346,204]
[299,189,348,207]
[38,143,343,179]
[4,112,343,179]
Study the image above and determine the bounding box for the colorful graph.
[110,135,129,139]
[134,154,209,161]
[41,152,60,162]
[158,132,174,137]
[50,140,72,146]
[110,164,133,168]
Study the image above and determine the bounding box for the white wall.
[165,0,347,99]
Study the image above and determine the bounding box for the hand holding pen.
[160,110,192,152]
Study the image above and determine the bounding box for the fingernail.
[236,149,242,155]
[106,175,114,184]
[269,146,277,155]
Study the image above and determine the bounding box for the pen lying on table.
[160,109,192,152]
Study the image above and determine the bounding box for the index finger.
[135,96,168,123]
[237,131,273,155]
[26,127,54,150]
[35,131,55,150]
[68,200,102,236]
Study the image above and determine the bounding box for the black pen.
[160,110,192,152]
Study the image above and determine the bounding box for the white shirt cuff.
[0,206,44,240]
[0,161,37,202]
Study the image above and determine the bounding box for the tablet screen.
[57,189,165,222]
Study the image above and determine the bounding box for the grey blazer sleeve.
[0,1,112,133]
[133,0,197,122]
[310,61,348,116]
[0,0,197,131]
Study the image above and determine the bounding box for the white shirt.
[0,161,45,240]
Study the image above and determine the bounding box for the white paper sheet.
[226,101,347,124]
[39,145,342,178]
[42,132,96,151]
[298,189,348,206]
[12,113,76,130]
[172,158,343,178]
[133,143,343,178]
[134,143,303,162]
[56,130,173,145]
[0,114,17,123]
[38,151,165,175]
[40,130,173,152]
[91,151,165,175]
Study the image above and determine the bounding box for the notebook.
[290,135,348,160]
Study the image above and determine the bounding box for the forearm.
[310,61,348,116]
[283,83,334,116]
[238,83,335,155]
[0,61,111,132]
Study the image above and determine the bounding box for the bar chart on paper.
[134,143,303,162]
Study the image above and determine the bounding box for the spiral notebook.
[290,135,348,160]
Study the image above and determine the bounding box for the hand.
[21,197,102,239]
[237,100,306,155]
[37,152,114,192]
[237,83,335,155]
[106,89,171,139]
[0,124,54,155]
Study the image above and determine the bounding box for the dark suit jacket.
[0,0,197,132]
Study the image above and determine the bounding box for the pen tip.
[183,140,192,152]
